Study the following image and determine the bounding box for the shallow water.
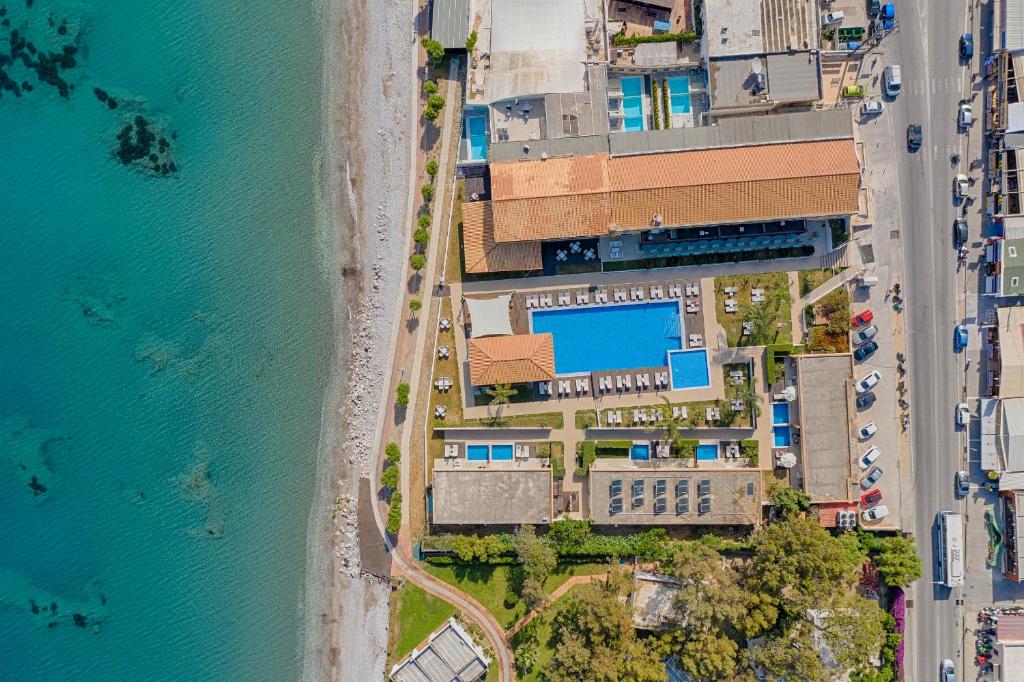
[0,0,330,679]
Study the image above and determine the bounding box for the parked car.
[956,402,970,428]
[853,324,879,344]
[856,370,882,394]
[862,466,884,489]
[953,174,969,199]
[854,341,879,362]
[861,489,883,508]
[883,64,901,97]
[958,103,973,129]
[852,310,874,327]
[859,445,881,470]
[862,99,884,115]
[856,392,877,410]
[868,0,881,17]
[843,84,867,98]
[955,470,970,497]
[954,324,969,351]
[822,10,845,26]
[953,218,967,246]
[960,33,974,60]
[862,504,890,521]
[940,659,956,682]
[858,422,878,440]
[907,124,923,151]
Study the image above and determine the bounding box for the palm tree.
[485,383,517,406]
[661,396,686,453]
[734,377,763,419]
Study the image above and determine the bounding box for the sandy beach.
[301,0,415,679]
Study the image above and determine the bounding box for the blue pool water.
[773,426,793,448]
[531,302,681,374]
[621,76,646,132]
[465,112,488,161]
[696,444,719,461]
[491,444,514,461]
[631,444,650,461]
[668,76,692,114]
[772,402,790,425]
[467,444,490,461]
[669,350,712,390]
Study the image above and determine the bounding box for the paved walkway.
[506,574,607,637]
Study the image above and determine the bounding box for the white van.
[860,275,880,287]
[884,64,902,97]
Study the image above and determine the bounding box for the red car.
[861,489,883,508]
[852,310,874,327]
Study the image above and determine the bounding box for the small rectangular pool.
[773,426,792,448]
[621,76,646,132]
[464,111,488,161]
[530,301,681,374]
[669,349,711,390]
[630,443,650,461]
[772,402,790,425]
[466,444,489,461]
[490,444,514,461]
[668,76,691,114]
[696,443,719,461]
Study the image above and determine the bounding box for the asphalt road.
[891,0,983,678]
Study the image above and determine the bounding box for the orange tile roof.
[461,201,543,273]
[468,333,556,386]
[481,139,861,242]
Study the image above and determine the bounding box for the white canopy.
[777,452,797,469]
[466,295,514,338]
[782,386,797,402]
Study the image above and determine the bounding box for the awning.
[465,295,513,338]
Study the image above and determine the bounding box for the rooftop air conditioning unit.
[523,144,531,153]
[541,152,549,160]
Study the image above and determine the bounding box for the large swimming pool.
[620,76,646,132]
[668,349,711,389]
[668,76,691,114]
[464,111,488,161]
[531,302,681,374]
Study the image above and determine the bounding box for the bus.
[937,511,964,588]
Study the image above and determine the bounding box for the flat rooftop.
[795,355,857,502]
[431,460,553,525]
[705,0,817,58]
[1004,237,1024,296]
[487,0,587,102]
[589,460,762,526]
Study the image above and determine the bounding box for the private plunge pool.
[771,402,790,425]
[772,426,792,448]
[630,443,650,460]
[696,443,719,461]
[466,443,514,461]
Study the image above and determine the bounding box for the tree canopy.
[513,525,556,608]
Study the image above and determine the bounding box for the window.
[1013,277,1020,289]
[1010,246,1018,257]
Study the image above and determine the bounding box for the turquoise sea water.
[0,1,330,679]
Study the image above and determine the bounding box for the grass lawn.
[511,586,581,681]
[462,411,564,429]
[714,272,793,347]
[388,582,457,664]
[798,267,840,296]
[422,562,607,630]
[575,409,598,429]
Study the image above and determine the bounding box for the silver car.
[862,466,883,489]
[853,324,879,344]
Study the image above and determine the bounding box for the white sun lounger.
[595,289,608,304]
[559,380,571,395]
[543,293,553,307]
[622,374,632,389]
[576,291,589,304]
[632,409,641,423]
[669,284,682,298]
[614,288,626,302]
[558,292,570,306]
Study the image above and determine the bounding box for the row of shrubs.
[612,31,699,46]
[423,520,753,564]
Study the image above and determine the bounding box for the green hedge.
[613,31,699,46]
[676,439,698,459]
[387,492,403,534]
[576,441,597,476]
[765,344,795,384]
[595,439,632,458]
[741,439,759,465]
[552,453,566,479]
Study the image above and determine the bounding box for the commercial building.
[431,459,554,526]
[461,131,861,273]
[998,486,1024,583]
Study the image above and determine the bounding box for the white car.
[862,100,884,115]
[821,10,844,26]
[862,504,890,521]
[956,402,970,428]
[858,422,878,440]
[859,445,881,470]
[953,174,969,198]
[853,324,879,344]
[856,370,882,394]
[958,103,973,129]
